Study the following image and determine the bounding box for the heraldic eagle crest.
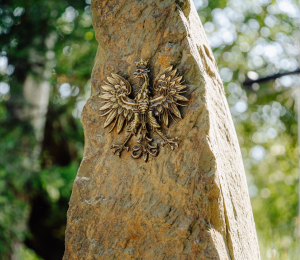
[99,59,188,162]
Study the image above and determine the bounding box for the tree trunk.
[64,0,260,259]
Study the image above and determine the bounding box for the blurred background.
[0,0,299,259]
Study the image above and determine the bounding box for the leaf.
[169,81,175,88]
[104,109,117,127]
[123,109,129,118]
[157,105,162,113]
[174,76,183,83]
[101,85,114,92]
[165,66,173,73]
[170,103,182,119]
[99,93,113,99]
[162,102,169,108]
[118,107,123,114]
[175,94,188,101]
[162,110,169,127]
[175,85,186,91]
[170,69,177,77]
[111,73,121,80]
[100,108,112,117]
[107,77,119,85]
[100,102,114,111]
[128,110,133,121]
[167,96,174,102]
[148,112,160,128]
[109,115,119,133]
[117,114,125,133]
[111,73,132,94]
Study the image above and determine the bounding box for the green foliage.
[0,102,35,257]
[0,0,96,259]
[197,0,299,258]
[14,244,43,260]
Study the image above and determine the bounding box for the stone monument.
[64,0,261,259]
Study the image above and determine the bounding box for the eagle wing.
[99,73,137,133]
[149,66,188,127]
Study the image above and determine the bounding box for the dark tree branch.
[243,68,300,87]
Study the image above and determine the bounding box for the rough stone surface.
[64,0,261,259]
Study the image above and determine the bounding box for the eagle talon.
[161,137,179,150]
[111,144,129,157]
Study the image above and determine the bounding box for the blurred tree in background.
[195,0,299,258]
[0,0,299,259]
[0,0,96,259]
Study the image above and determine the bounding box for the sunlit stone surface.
[63,0,260,259]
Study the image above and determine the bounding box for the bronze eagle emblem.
[99,59,188,162]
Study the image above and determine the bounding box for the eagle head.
[133,59,150,79]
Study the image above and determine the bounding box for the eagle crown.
[133,59,151,92]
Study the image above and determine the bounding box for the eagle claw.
[161,137,179,150]
[111,144,129,157]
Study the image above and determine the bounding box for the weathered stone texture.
[64,0,260,259]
